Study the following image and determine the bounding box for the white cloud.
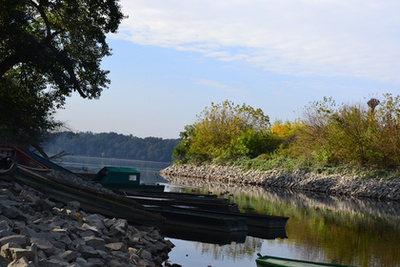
[113,0,400,84]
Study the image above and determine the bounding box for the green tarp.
[93,166,140,185]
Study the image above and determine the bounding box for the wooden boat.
[173,205,288,229]
[114,188,221,200]
[124,194,239,212]
[256,255,355,267]
[145,204,247,232]
[0,146,53,172]
[11,166,165,227]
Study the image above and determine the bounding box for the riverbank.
[0,175,177,267]
[160,164,400,201]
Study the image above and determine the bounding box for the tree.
[0,0,124,147]
[173,100,272,164]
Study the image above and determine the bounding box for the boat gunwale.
[256,255,355,267]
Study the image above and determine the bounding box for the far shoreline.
[160,164,400,202]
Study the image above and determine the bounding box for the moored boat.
[92,166,165,192]
[173,205,288,229]
[255,255,355,267]
[146,204,247,232]
[125,194,239,212]
[11,166,165,227]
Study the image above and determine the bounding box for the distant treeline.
[44,131,180,162]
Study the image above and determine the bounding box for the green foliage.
[288,94,400,170]
[0,66,61,147]
[174,94,400,176]
[0,0,124,147]
[44,131,179,162]
[172,100,278,164]
[234,129,282,158]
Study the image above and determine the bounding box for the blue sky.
[55,0,400,139]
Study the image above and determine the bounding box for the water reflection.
[164,175,400,267]
[57,155,171,183]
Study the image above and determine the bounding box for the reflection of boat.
[161,224,247,245]
[247,225,287,240]
[10,166,165,227]
[256,255,354,267]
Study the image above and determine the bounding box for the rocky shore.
[0,176,176,267]
[160,164,400,201]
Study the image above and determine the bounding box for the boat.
[0,146,53,172]
[10,166,165,227]
[124,194,239,212]
[146,204,247,232]
[255,255,355,267]
[114,188,221,200]
[172,205,288,229]
[92,166,165,192]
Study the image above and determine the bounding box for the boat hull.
[256,255,354,267]
[147,205,247,232]
[12,167,165,227]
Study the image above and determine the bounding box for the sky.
[55,0,400,139]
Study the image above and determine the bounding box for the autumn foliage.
[174,94,400,172]
[173,100,281,164]
[292,94,400,169]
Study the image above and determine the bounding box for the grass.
[229,154,400,179]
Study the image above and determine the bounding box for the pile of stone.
[160,164,400,201]
[0,178,176,267]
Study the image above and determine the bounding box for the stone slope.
[0,178,175,267]
[160,164,400,201]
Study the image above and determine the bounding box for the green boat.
[92,166,165,192]
[256,255,355,267]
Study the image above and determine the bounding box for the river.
[59,156,400,267]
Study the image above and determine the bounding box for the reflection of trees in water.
[165,175,400,219]
[192,236,264,261]
[165,175,400,267]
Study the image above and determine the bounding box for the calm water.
[59,156,400,267]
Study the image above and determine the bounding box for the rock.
[1,205,20,219]
[75,244,99,259]
[0,235,29,247]
[10,248,36,262]
[7,256,35,267]
[38,257,69,267]
[57,250,78,263]
[83,236,105,250]
[0,175,174,267]
[140,249,153,261]
[1,243,21,260]
[30,237,55,256]
[105,242,127,252]
[87,258,105,266]
[66,201,80,210]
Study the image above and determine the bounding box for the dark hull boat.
[256,255,355,267]
[145,205,247,232]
